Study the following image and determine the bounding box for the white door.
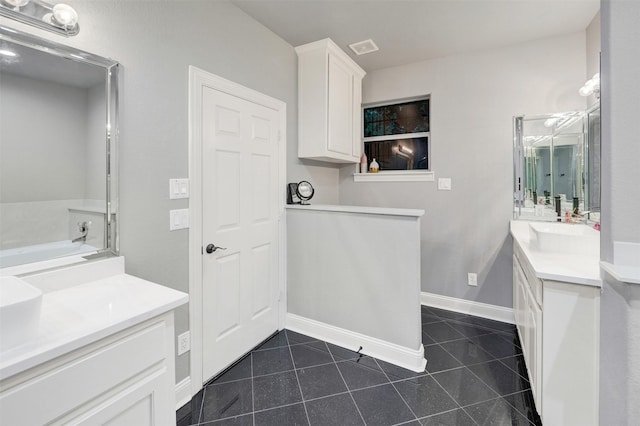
[200,84,281,382]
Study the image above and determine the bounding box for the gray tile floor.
[177,306,542,425]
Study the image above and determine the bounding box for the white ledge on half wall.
[353,170,435,182]
[600,240,640,284]
[286,204,424,218]
[600,262,640,284]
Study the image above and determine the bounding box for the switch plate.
[438,178,452,191]
[468,273,478,286]
[170,178,189,199]
[178,331,190,356]
[170,209,189,230]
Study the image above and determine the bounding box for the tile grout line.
[454,366,506,424]
[371,357,420,424]
[443,337,529,403]
[325,343,368,426]
[424,316,496,426]
[284,331,313,425]
[457,394,537,426]
[248,370,443,417]
[436,339,497,369]
[188,319,529,426]
[197,385,205,425]
[495,356,531,382]
[495,389,541,426]
[250,351,255,426]
[424,366,475,425]
[429,350,522,426]
[492,355,532,384]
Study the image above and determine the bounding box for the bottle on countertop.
[370,158,379,173]
[360,153,368,173]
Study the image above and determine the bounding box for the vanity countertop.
[510,220,602,287]
[0,257,188,380]
[286,204,424,218]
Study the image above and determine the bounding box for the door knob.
[206,243,227,254]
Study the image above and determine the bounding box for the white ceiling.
[231,0,600,71]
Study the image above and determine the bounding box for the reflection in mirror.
[585,104,601,213]
[0,27,118,268]
[513,107,600,223]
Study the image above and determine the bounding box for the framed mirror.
[513,107,600,223]
[0,26,119,269]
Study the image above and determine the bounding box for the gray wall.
[599,0,640,423]
[1,0,337,384]
[0,73,87,202]
[339,32,588,308]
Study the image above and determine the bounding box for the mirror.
[0,26,118,269]
[513,106,600,222]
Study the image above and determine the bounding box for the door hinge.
[201,246,203,255]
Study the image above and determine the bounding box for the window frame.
[357,96,433,182]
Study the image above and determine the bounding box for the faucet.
[72,221,90,243]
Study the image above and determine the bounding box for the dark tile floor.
[177,306,542,426]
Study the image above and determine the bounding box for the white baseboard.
[286,313,426,373]
[175,377,192,410]
[421,292,515,324]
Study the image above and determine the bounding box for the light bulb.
[52,3,78,28]
[0,49,17,57]
[2,0,29,7]
[579,86,593,97]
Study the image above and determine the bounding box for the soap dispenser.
[370,158,379,173]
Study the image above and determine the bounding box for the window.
[363,97,430,171]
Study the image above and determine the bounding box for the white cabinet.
[296,38,366,163]
[513,246,600,426]
[0,313,176,426]
[514,257,542,407]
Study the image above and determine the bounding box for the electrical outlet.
[178,331,190,356]
[468,273,478,286]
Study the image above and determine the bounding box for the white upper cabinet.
[296,38,366,163]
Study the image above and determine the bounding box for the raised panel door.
[201,86,280,382]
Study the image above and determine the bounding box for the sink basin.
[529,222,599,255]
[0,276,43,351]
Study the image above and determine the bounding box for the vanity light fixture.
[0,0,79,36]
[2,0,29,7]
[579,73,600,98]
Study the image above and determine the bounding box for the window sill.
[353,171,435,182]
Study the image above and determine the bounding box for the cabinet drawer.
[0,319,167,425]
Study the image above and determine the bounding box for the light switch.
[438,178,452,191]
[170,178,190,199]
[170,209,189,230]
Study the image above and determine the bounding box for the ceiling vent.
[348,39,379,56]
